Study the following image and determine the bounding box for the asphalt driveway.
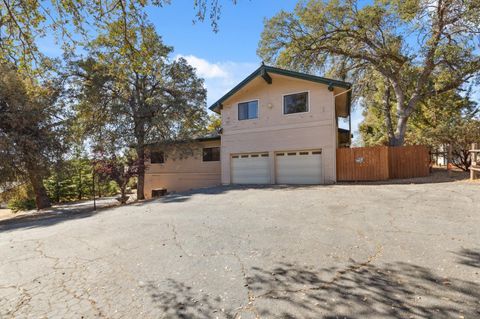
[1,181,479,318]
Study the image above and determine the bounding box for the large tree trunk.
[381,84,396,146]
[136,144,146,200]
[135,121,146,200]
[27,170,52,210]
[392,115,408,146]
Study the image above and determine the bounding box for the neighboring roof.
[195,134,221,142]
[145,133,221,148]
[209,64,352,113]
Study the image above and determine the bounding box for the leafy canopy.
[258,0,480,145]
[0,0,235,69]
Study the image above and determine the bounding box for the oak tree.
[0,63,67,209]
[73,19,207,200]
[258,0,480,146]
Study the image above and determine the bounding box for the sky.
[35,0,371,138]
[146,0,363,133]
[35,0,480,141]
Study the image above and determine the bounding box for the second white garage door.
[276,150,323,184]
[231,153,270,184]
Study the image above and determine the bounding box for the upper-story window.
[238,100,258,120]
[203,147,220,162]
[150,151,165,164]
[283,92,309,114]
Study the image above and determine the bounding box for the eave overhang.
[209,64,352,114]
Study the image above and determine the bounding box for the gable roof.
[209,64,352,113]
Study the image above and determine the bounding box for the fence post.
[447,144,452,176]
[471,143,478,181]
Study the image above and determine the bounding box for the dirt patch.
[0,208,15,222]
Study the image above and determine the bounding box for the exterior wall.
[144,140,221,198]
[220,74,337,184]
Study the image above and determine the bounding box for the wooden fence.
[337,145,430,181]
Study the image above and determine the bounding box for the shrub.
[8,198,36,212]
[4,184,36,212]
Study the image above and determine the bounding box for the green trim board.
[209,64,352,113]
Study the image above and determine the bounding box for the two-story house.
[144,64,351,198]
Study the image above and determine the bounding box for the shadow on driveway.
[155,184,326,204]
[454,248,480,269]
[0,185,313,231]
[146,259,480,318]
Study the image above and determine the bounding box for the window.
[151,151,164,164]
[203,147,220,162]
[238,100,258,120]
[283,92,308,114]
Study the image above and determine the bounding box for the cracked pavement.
[1,182,479,318]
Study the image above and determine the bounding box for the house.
[144,64,352,198]
[144,135,221,198]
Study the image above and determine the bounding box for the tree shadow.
[247,261,480,318]
[146,261,480,318]
[454,248,480,268]
[0,185,321,231]
[154,184,334,204]
[146,279,230,318]
[0,206,107,232]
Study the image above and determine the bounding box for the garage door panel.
[232,153,270,184]
[276,151,323,184]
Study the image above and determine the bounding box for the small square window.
[238,100,258,120]
[284,92,308,114]
[203,147,220,162]
[151,151,165,164]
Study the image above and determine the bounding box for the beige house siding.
[220,74,337,184]
[144,139,221,198]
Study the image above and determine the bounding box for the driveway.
[1,181,479,318]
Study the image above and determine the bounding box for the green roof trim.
[209,64,352,112]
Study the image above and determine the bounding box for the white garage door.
[231,153,270,184]
[276,150,323,184]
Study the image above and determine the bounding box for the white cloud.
[176,54,229,79]
[176,54,258,108]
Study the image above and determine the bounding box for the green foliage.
[74,20,208,147]
[0,63,68,209]
[5,184,36,212]
[258,0,480,145]
[360,88,480,170]
[44,157,95,203]
[0,0,234,70]
[206,114,222,133]
[73,18,208,199]
[42,156,121,203]
[8,198,36,212]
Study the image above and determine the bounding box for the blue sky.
[37,0,479,141]
[146,0,362,132]
[35,1,372,138]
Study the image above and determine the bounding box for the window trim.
[282,91,310,115]
[202,147,221,162]
[150,151,165,164]
[237,99,259,121]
